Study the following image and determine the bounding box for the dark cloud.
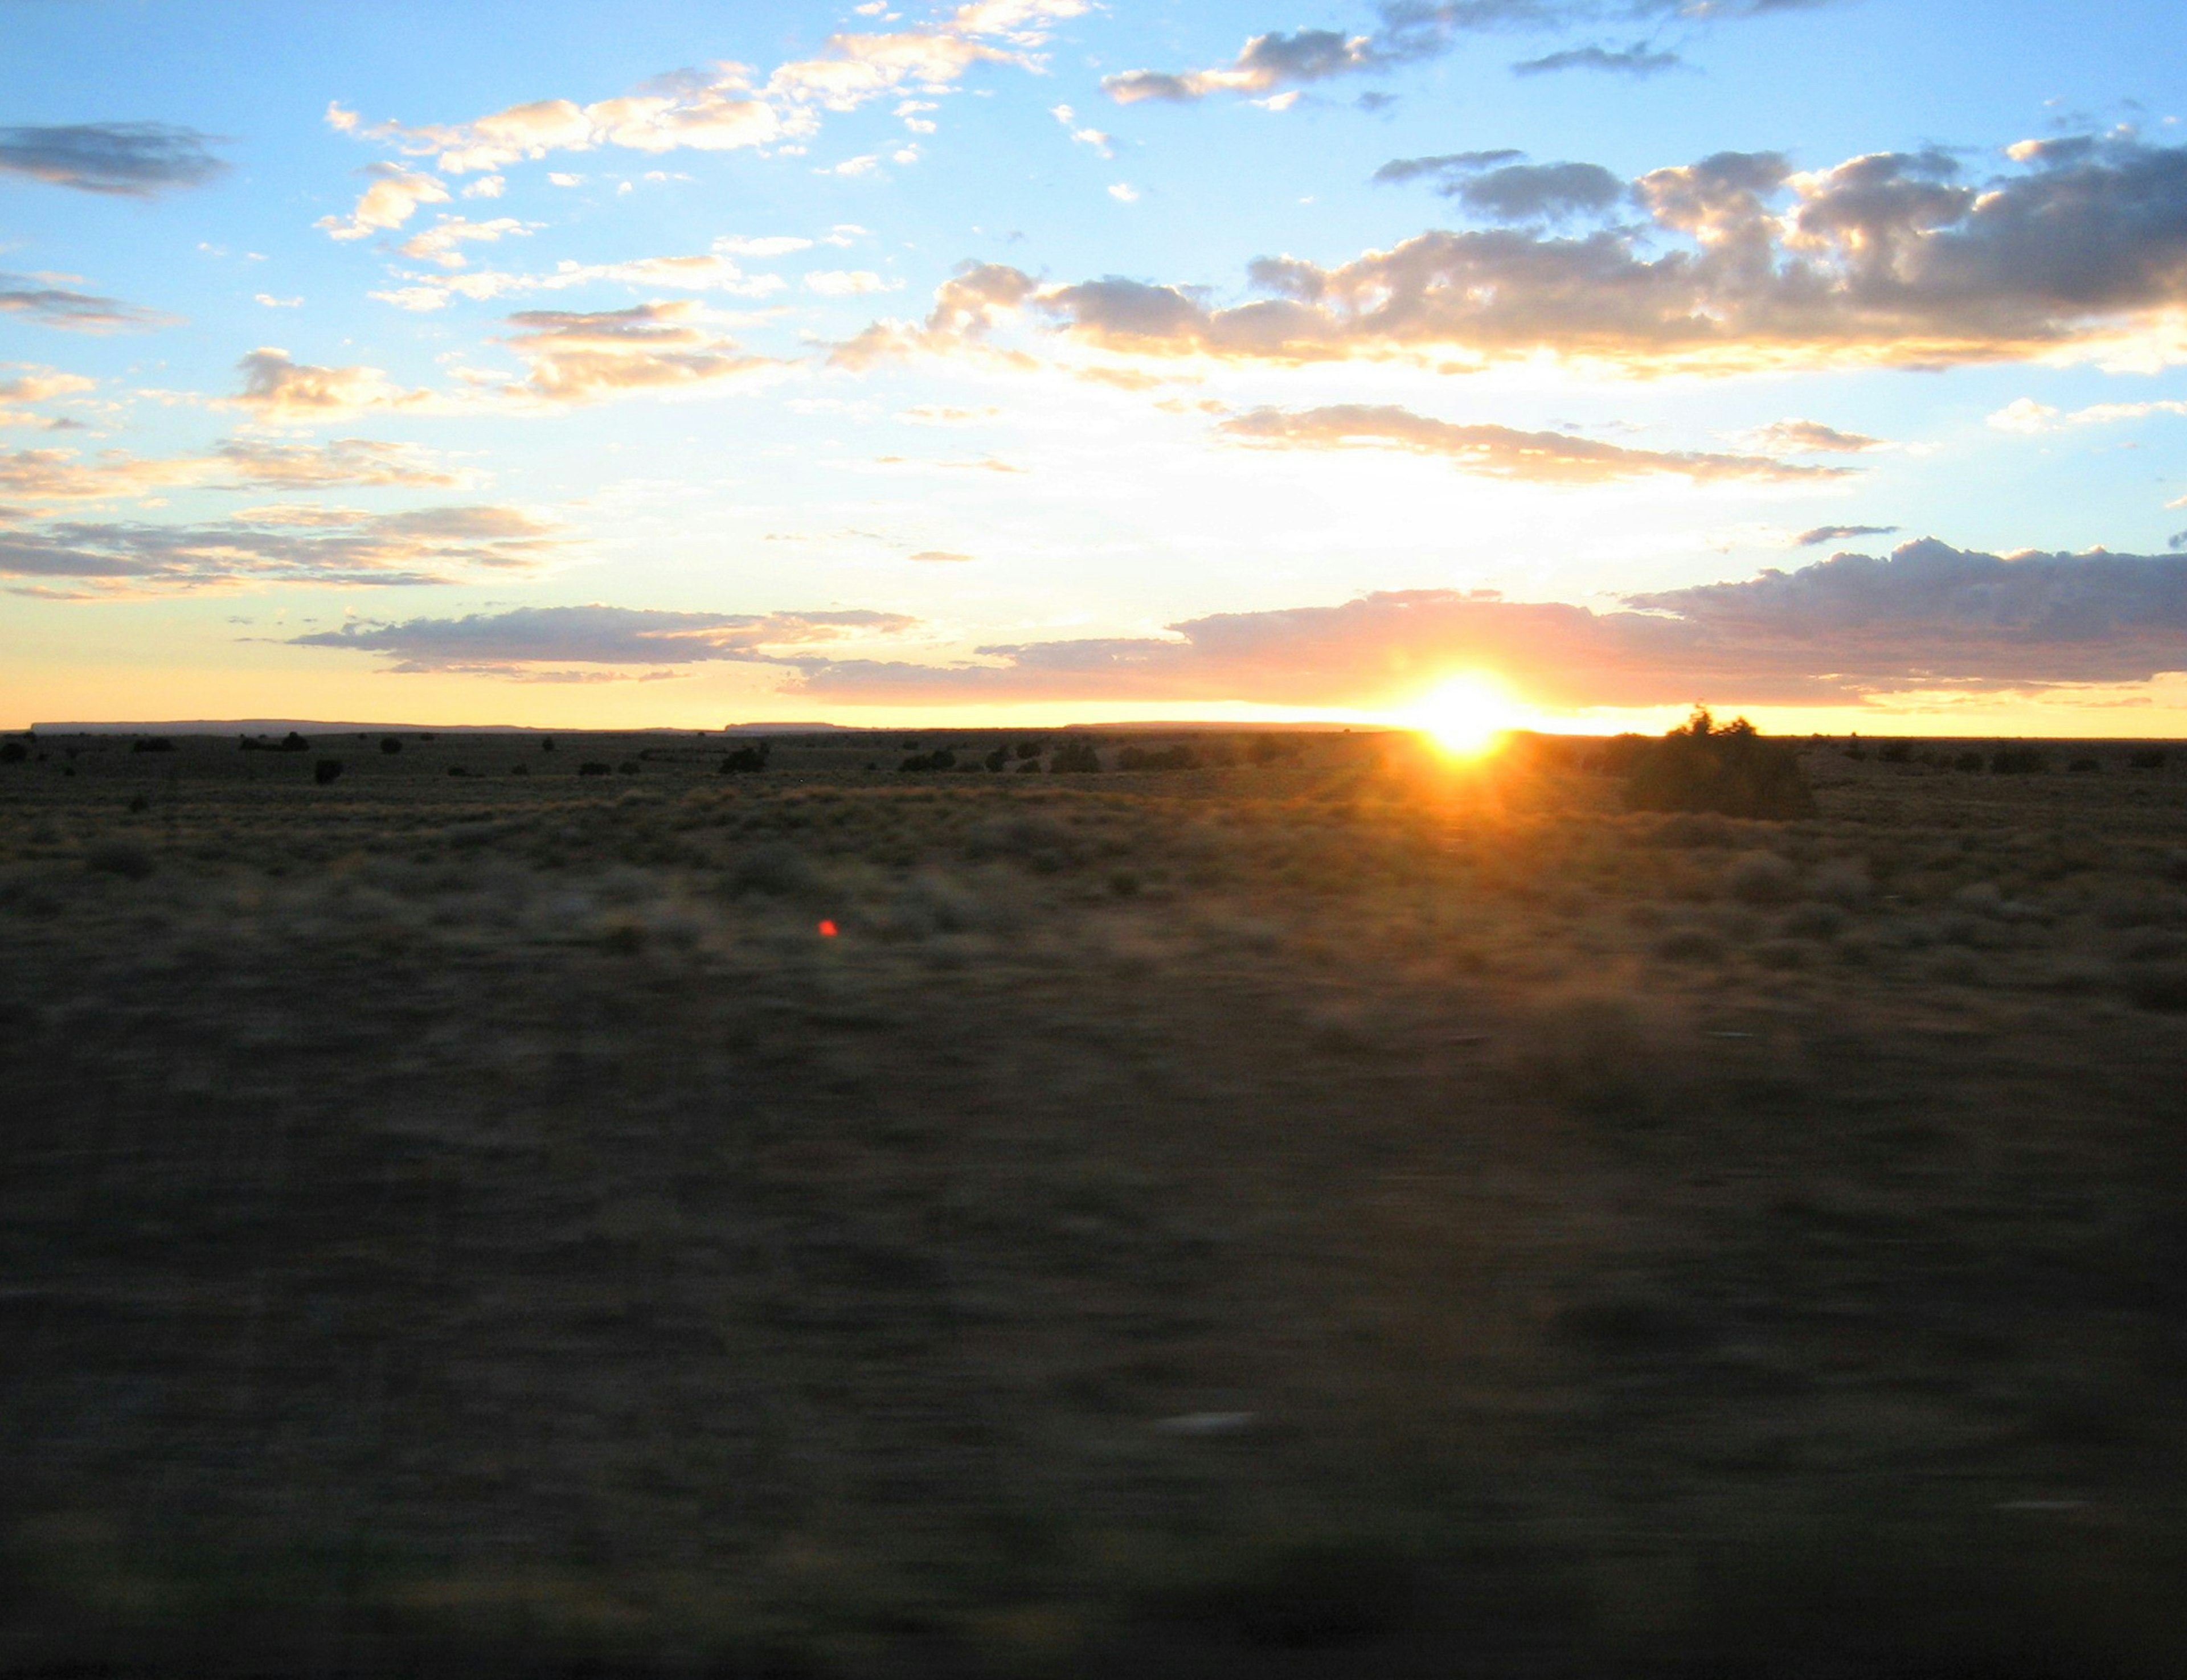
[1373,149,1525,185]
[900,136,2187,375]
[1795,523,1898,547]
[1103,30,1381,103]
[1216,404,1842,482]
[781,540,2187,708]
[288,604,916,675]
[0,274,177,333]
[0,504,560,591]
[0,122,228,197]
[1511,43,1684,75]
[1376,153,1627,222]
[1103,0,1831,104]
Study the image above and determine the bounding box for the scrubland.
[2,726,2185,1678]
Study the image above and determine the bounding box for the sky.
[4,0,2187,735]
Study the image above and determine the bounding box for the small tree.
[380,735,404,755]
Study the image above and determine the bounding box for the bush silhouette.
[1050,740,1102,774]
[1117,744,1198,772]
[579,761,612,777]
[899,748,957,772]
[380,735,403,755]
[313,759,344,785]
[0,741,26,764]
[719,742,771,773]
[130,737,176,754]
[1989,746,2048,775]
[84,838,156,880]
[2128,747,2166,771]
[1623,709,1815,820]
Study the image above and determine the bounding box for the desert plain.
[2,724,2185,1678]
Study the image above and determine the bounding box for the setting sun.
[1404,674,1523,756]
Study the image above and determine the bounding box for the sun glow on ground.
[1402,674,1525,757]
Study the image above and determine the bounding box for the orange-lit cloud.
[231,347,438,420]
[1215,404,1846,483]
[315,163,450,239]
[495,301,780,401]
[0,437,456,503]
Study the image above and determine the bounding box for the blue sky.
[5,0,2187,732]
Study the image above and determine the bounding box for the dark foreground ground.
[3,726,2185,1678]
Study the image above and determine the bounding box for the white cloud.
[1989,395,2187,432]
[1050,103,1113,155]
[804,269,900,296]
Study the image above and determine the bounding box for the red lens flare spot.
[817,919,839,938]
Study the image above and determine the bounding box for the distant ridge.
[30,720,669,735]
[27,717,1378,735]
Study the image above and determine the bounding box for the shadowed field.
[3,726,2185,1678]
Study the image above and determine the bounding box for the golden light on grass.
[1403,673,1522,758]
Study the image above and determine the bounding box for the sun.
[1405,674,1522,757]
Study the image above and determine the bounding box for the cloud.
[804,269,898,296]
[0,366,96,427]
[286,602,915,674]
[210,437,458,488]
[495,300,777,401]
[1795,523,1898,547]
[316,163,450,240]
[1215,404,1845,482]
[1988,395,2187,432]
[1103,29,1379,103]
[1102,0,1815,104]
[893,137,2187,376]
[0,502,560,591]
[828,260,1041,370]
[909,549,973,562]
[1746,419,1887,453]
[0,447,203,502]
[0,273,178,334]
[322,0,1087,184]
[231,347,437,419]
[1511,43,1683,76]
[396,215,535,269]
[372,241,788,311]
[781,539,2187,708]
[1050,103,1113,155]
[0,122,228,196]
[1374,151,1625,222]
[0,436,457,502]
